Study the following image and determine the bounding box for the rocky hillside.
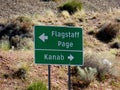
[0,0,120,19]
[0,0,120,90]
[82,0,120,11]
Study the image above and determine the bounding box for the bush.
[77,67,97,82]
[15,16,32,23]
[72,66,97,88]
[19,38,33,50]
[27,81,47,90]
[0,39,10,50]
[12,68,26,79]
[13,16,33,33]
[0,16,34,49]
[9,36,33,50]
[10,35,20,49]
[59,0,82,14]
[96,22,120,43]
[60,11,70,18]
[84,51,114,81]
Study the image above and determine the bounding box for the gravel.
[0,0,120,19]
[0,0,58,19]
[81,0,120,12]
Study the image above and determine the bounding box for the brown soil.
[0,50,68,90]
[0,0,120,90]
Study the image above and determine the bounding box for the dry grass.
[60,10,70,18]
[84,50,116,81]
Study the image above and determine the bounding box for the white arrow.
[68,54,74,61]
[39,33,48,42]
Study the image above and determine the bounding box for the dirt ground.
[0,0,120,19]
[0,0,120,90]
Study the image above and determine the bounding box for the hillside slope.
[0,0,120,19]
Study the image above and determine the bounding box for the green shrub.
[10,35,20,49]
[59,0,82,14]
[77,67,97,81]
[75,66,97,87]
[27,81,47,90]
[72,66,97,88]
[0,16,34,50]
[0,40,10,50]
[84,51,114,81]
[9,36,33,50]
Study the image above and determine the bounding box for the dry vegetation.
[0,0,120,90]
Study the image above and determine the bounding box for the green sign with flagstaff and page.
[34,26,83,65]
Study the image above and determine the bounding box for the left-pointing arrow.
[39,33,48,42]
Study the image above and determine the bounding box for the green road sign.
[34,26,83,65]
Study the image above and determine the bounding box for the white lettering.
[51,31,79,39]
[44,54,64,60]
[58,41,73,48]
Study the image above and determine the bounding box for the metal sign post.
[68,66,71,90]
[48,65,51,90]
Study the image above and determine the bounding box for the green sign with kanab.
[34,26,83,65]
